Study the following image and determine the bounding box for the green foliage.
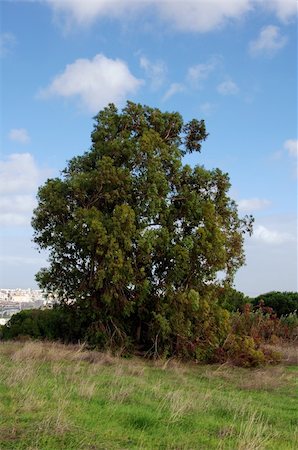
[223,335,266,367]
[218,287,251,312]
[148,288,231,360]
[0,306,90,342]
[1,309,62,341]
[32,101,253,358]
[230,304,281,343]
[252,291,298,317]
[279,312,298,340]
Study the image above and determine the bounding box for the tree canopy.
[252,291,298,317]
[32,102,253,357]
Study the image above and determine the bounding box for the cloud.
[284,139,298,158]
[258,0,297,23]
[238,198,271,212]
[235,215,298,295]
[0,153,47,227]
[200,102,217,116]
[253,224,294,244]
[187,57,220,87]
[139,56,167,90]
[157,0,253,32]
[39,53,143,113]
[8,128,30,144]
[217,79,239,95]
[43,1,297,33]
[0,32,16,57]
[45,0,131,26]
[249,25,287,56]
[0,235,48,288]
[162,83,185,101]
[44,0,254,33]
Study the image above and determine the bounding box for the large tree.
[32,102,253,356]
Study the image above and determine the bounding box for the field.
[0,341,297,449]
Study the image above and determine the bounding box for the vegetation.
[218,287,251,312]
[0,340,297,449]
[251,291,298,317]
[2,299,297,367]
[31,101,253,358]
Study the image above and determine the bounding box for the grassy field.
[0,341,297,449]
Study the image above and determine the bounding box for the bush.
[0,309,63,341]
[223,335,266,367]
[147,289,231,361]
[279,312,298,340]
[218,287,251,312]
[1,296,293,367]
[231,303,280,343]
[251,291,298,317]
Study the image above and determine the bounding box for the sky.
[0,0,297,296]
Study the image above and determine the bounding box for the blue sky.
[0,0,297,295]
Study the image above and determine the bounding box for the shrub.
[251,291,298,317]
[218,287,251,312]
[0,309,63,341]
[146,288,231,361]
[231,303,281,343]
[279,312,298,340]
[223,335,266,367]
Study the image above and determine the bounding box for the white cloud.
[44,0,254,32]
[253,224,294,244]
[249,25,287,56]
[45,0,130,26]
[258,0,297,23]
[200,102,217,116]
[0,153,46,227]
[157,0,253,32]
[39,53,143,113]
[139,56,167,90]
[238,198,271,212]
[0,32,16,57]
[0,235,48,288]
[217,79,239,95]
[235,216,298,295]
[8,128,30,144]
[162,83,185,101]
[284,139,298,158]
[43,1,297,32]
[187,57,220,87]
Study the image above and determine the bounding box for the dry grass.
[108,383,133,404]
[203,362,295,392]
[0,425,22,443]
[236,409,272,450]
[37,398,72,436]
[77,379,96,400]
[264,342,298,365]
[237,366,292,391]
[14,382,46,414]
[3,360,36,387]
[0,340,296,449]
[3,340,118,366]
[159,390,193,423]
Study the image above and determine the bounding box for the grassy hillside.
[0,341,297,449]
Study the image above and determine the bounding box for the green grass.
[0,341,297,449]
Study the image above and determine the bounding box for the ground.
[0,341,297,449]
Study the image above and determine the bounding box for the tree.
[32,102,253,357]
[252,291,298,317]
[218,287,251,312]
